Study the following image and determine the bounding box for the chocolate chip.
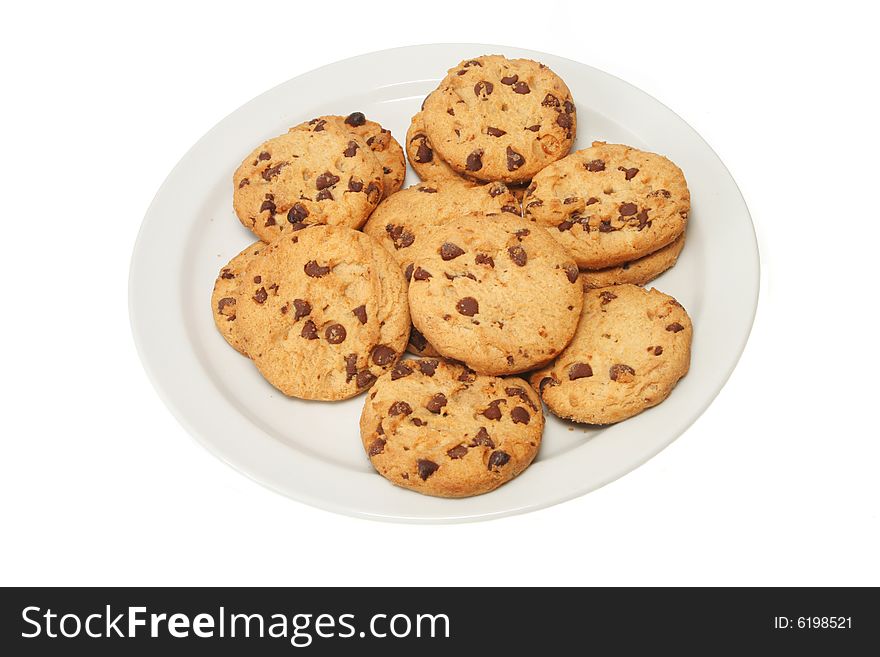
[539,376,559,393]
[542,93,559,107]
[391,362,413,380]
[258,151,271,161]
[440,242,465,260]
[356,370,377,388]
[600,291,617,304]
[368,438,385,456]
[506,146,525,171]
[345,111,366,127]
[482,399,504,420]
[649,189,672,198]
[217,297,235,313]
[599,220,613,233]
[325,324,346,344]
[293,299,311,320]
[474,80,494,97]
[653,346,663,355]
[365,182,381,202]
[470,427,495,448]
[371,344,396,366]
[309,118,326,131]
[426,393,447,413]
[389,401,412,416]
[586,197,599,206]
[418,186,438,193]
[636,209,650,229]
[563,100,575,113]
[352,305,367,324]
[558,220,573,232]
[512,81,530,94]
[413,267,432,281]
[414,137,433,163]
[416,359,438,376]
[261,163,285,181]
[568,362,593,380]
[404,264,414,282]
[502,205,519,214]
[464,59,482,67]
[556,113,572,129]
[417,459,439,480]
[260,199,276,214]
[457,367,477,383]
[510,406,530,424]
[315,189,333,201]
[456,297,479,316]
[619,202,638,216]
[219,269,235,280]
[301,320,318,340]
[508,245,527,266]
[447,445,468,459]
[252,287,268,304]
[475,253,494,267]
[618,166,639,180]
[409,326,427,350]
[304,260,330,277]
[386,224,415,249]
[287,203,309,224]
[344,354,358,382]
[565,264,579,283]
[609,364,636,381]
[488,450,510,469]
[666,322,685,333]
[343,140,359,157]
[488,183,507,197]
[585,159,606,172]
[411,418,426,427]
[526,124,541,132]
[487,126,506,137]
[515,229,530,240]
[500,74,518,85]
[315,172,340,190]
[238,178,249,188]
[466,150,484,172]
[348,179,364,192]
[505,386,538,411]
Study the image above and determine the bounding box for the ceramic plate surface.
[129,44,758,522]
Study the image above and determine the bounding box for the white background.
[2,0,878,586]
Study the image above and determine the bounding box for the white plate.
[129,44,758,523]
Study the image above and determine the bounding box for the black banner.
[1,587,876,654]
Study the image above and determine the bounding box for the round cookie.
[421,55,576,183]
[293,113,405,198]
[234,226,409,401]
[406,111,467,183]
[363,179,521,273]
[524,141,690,269]
[211,241,265,355]
[360,358,543,497]
[580,233,686,289]
[233,125,384,242]
[407,214,583,375]
[530,284,692,424]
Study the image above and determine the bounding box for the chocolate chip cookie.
[233,124,384,242]
[530,284,692,424]
[421,55,576,183]
[524,142,690,269]
[292,113,405,199]
[234,226,409,400]
[360,359,543,497]
[211,241,265,355]
[580,233,685,289]
[407,214,583,375]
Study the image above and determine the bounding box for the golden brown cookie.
[530,285,692,424]
[233,124,384,242]
[407,214,583,375]
[211,241,265,355]
[292,113,405,198]
[580,233,685,289]
[234,226,409,400]
[524,141,690,269]
[421,55,576,183]
[360,358,543,497]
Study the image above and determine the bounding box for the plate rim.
[129,43,760,524]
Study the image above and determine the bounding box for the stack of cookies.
[213,55,693,499]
